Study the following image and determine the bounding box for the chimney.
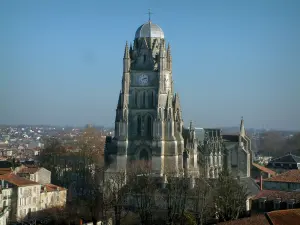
[260,174,263,190]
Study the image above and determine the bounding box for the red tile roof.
[17,166,40,174]
[41,183,66,192]
[0,168,12,175]
[218,214,269,225]
[0,173,39,187]
[253,189,300,201]
[264,170,300,183]
[252,163,276,176]
[266,209,300,225]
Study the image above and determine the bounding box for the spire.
[159,42,165,57]
[124,41,130,59]
[240,116,245,137]
[167,43,172,71]
[189,121,193,131]
[167,43,171,57]
[117,91,122,109]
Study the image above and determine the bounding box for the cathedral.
[104,18,253,181]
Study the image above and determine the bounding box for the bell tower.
[105,18,185,176]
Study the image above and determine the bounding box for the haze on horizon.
[0,0,299,131]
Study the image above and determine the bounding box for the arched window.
[143,91,146,108]
[143,55,146,62]
[137,116,142,135]
[140,149,149,161]
[150,91,154,107]
[147,116,152,137]
[135,92,138,107]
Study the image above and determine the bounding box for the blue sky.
[0,0,299,130]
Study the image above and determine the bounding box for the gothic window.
[135,91,138,107]
[143,91,146,108]
[231,148,238,166]
[140,149,149,161]
[147,116,152,137]
[150,91,154,107]
[137,116,142,135]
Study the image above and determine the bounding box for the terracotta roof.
[0,168,12,175]
[41,183,66,192]
[266,209,300,225]
[252,163,276,176]
[264,170,300,183]
[253,189,300,202]
[0,173,39,186]
[218,214,269,225]
[17,166,40,174]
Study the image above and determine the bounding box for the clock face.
[138,74,149,85]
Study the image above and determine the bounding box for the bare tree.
[160,169,189,225]
[127,161,156,225]
[190,177,213,225]
[38,127,106,224]
[260,131,285,156]
[103,170,129,225]
[213,170,248,222]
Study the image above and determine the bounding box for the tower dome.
[135,21,164,39]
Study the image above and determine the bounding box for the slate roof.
[269,153,300,164]
[0,161,12,168]
[222,134,239,142]
[266,209,300,225]
[264,170,300,183]
[240,177,260,197]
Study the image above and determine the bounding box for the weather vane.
[147,8,153,22]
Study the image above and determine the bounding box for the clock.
[138,74,149,85]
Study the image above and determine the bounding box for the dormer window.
[259,197,267,210]
[274,198,281,210]
[288,199,295,209]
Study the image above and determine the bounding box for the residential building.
[0,173,41,221]
[267,153,300,173]
[0,173,66,222]
[252,162,276,180]
[15,165,51,184]
[40,184,67,210]
[263,170,300,191]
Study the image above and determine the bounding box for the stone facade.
[105,19,252,180]
[105,20,197,177]
[222,118,252,178]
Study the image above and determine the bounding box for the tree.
[285,132,300,154]
[38,127,106,224]
[161,169,189,225]
[127,161,156,225]
[38,137,66,185]
[103,170,129,225]
[213,170,248,222]
[260,131,285,156]
[190,177,213,225]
